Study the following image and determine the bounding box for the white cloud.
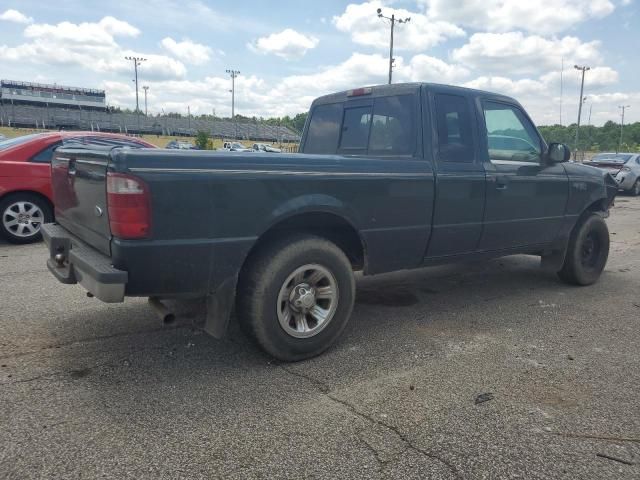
[420,0,615,34]
[397,55,470,83]
[0,17,185,80]
[249,29,319,60]
[161,37,212,65]
[0,9,33,24]
[452,32,602,75]
[333,1,465,51]
[540,66,619,89]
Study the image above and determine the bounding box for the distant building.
[0,80,106,111]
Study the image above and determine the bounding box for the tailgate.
[51,146,113,255]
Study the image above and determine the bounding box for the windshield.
[0,133,44,151]
[590,154,632,163]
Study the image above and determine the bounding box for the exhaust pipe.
[148,297,176,324]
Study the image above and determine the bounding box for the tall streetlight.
[125,56,146,113]
[618,105,631,153]
[142,85,149,116]
[573,65,590,159]
[226,69,240,139]
[377,8,410,84]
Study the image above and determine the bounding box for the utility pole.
[125,56,146,113]
[560,57,564,125]
[226,69,240,138]
[187,105,191,132]
[618,105,630,153]
[573,65,590,159]
[125,56,146,132]
[377,8,410,84]
[142,86,149,116]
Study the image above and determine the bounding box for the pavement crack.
[0,324,189,360]
[277,364,462,478]
[550,431,640,444]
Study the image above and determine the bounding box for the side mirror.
[548,143,571,163]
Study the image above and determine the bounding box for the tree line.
[538,121,640,152]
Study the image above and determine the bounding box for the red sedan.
[0,131,155,243]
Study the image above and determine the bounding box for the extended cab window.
[434,94,474,163]
[483,101,541,163]
[368,95,416,156]
[304,103,342,154]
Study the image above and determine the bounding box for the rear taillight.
[106,172,151,239]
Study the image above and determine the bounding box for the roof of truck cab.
[311,82,516,106]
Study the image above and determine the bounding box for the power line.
[376,8,410,84]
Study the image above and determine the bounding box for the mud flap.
[204,275,237,338]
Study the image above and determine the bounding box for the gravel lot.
[1,198,639,479]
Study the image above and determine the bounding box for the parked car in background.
[0,132,155,243]
[42,83,616,361]
[586,153,640,195]
[220,141,252,152]
[0,133,6,142]
[252,143,282,153]
[166,140,196,150]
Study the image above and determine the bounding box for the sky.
[0,0,638,126]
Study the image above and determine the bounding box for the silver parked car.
[587,153,640,195]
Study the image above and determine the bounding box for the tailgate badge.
[95,206,104,217]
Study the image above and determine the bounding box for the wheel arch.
[0,189,54,214]
[243,210,367,274]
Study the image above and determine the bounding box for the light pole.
[377,8,410,84]
[226,69,240,138]
[142,86,149,116]
[618,105,630,153]
[125,56,146,113]
[573,65,590,159]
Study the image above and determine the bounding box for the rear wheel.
[557,213,609,286]
[630,179,640,196]
[0,193,53,244]
[237,235,355,361]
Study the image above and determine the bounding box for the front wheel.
[237,235,355,361]
[630,179,640,196]
[557,213,609,286]
[0,193,53,244]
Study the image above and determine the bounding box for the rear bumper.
[42,223,127,303]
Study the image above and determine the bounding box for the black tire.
[237,234,355,361]
[630,179,640,196]
[0,193,53,244]
[557,213,609,286]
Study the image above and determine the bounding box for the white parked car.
[586,153,640,195]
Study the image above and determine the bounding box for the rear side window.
[304,103,342,154]
[30,143,61,163]
[369,95,416,156]
[339,106,372,152]
[434,94,475,163]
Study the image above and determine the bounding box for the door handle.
[492,175,509,190]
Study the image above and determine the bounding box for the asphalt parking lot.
[1,198,639,480]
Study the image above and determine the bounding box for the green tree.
[195,130,210,150]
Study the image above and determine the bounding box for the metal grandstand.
[0,80,301,143]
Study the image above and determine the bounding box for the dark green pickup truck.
[43,83,617,361]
